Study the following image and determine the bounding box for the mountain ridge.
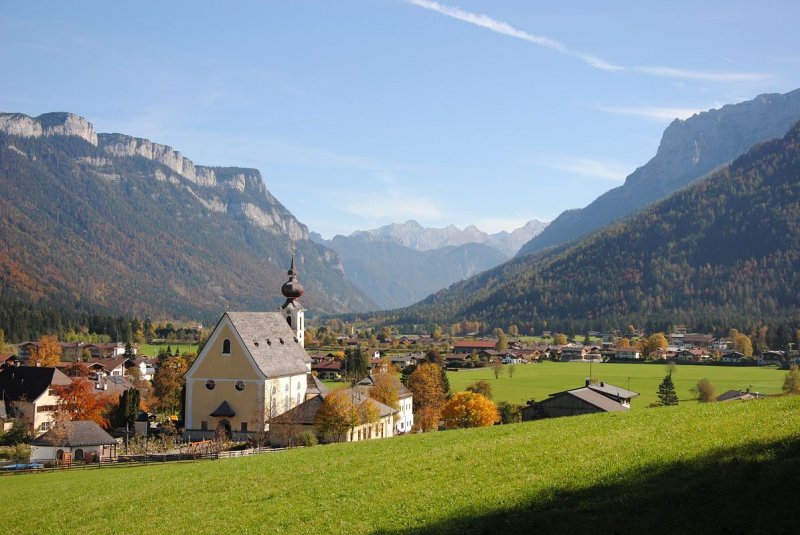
[518,88,800,256]
[0,111,375,320]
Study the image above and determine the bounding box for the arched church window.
[222,339,231,355]
[286,316,292,326]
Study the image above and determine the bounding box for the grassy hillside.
[447,361,786,407]
[6,396,800,534]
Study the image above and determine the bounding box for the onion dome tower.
[281,249,305,347]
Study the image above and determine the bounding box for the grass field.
[447,361,786,407]
[137,342,198,358]
[5,396,800,534]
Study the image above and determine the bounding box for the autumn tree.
[63,362,89,378]
[153,355,188,415]
[30,335,62,367]
[783,365,800,395]
[442,392,499,429]
[495,334,509,352]
[466,380,493,399]
[492,360,504,379]
[617,337,631,348]
[552,333,568,345]
[643,333,669,358]
[696,378,716,402]
[507,325,519,336]
[369,372,400,413]
[314,389,359,442]
[730,330,754,357]
[52,378,115,429]
[407,363,446,431]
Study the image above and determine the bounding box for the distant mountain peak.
[350,219,548,256]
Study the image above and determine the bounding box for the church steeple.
[280,245,305,347]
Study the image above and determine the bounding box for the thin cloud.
[408,0,624,72]
[539,158,630,182]
[344,189,444,221]
[597,104,706,122]
[637,66,770,82]
[410,1,773,82]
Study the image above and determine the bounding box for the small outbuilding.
[30,421,118,464]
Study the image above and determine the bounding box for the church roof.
[225,312,311,378]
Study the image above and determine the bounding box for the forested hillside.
[0,113,375,321]
[383,120,800,332]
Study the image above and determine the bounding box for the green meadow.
[136,343,198,358]
[5,396,800,534]
[447,360,785,407]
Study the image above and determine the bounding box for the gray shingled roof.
[30,421,117,447]
[357,374,412,398]
[306,374,330,398]
[271,395,325,425]
[272,388,397,426]
[587,382,639,400]
[565,388,629,412]
[226,312,311,378]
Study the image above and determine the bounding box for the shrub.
[297,431,318,447]
[783,365,800,394]
[696,378,716,402]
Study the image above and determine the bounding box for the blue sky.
[2,1,798,238]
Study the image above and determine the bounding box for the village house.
[183,255,312,440]
[30,420,118,464]
[559,345,589,360]
[0,366,72,435]
[521,380,639,421]
[716,388,763,402]
[356,374,414,434]
[269,388,397,447]
[453,339,497,354]
[312,359,343,381]
[613,347,642,360]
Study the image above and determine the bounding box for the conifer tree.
[656,373,679,406]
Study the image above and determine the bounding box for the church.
[183,255,313,440]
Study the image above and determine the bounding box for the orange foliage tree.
[369,372,400,413]
[53,378,116,429]
[442,391,499,429]
[30,335,62,367]
[314,389,359,442]
[407,363,446,431]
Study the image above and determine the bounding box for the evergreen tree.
[656,373,679,406]
[440,366,451,400]
[344,346,368,384]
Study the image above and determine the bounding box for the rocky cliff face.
[0,110,367,317]
[0,112,98,145]
[518,88,800,256]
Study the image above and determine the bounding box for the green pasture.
[136,343,198,358]
[447,360,786,407]
[5,396,799,534]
